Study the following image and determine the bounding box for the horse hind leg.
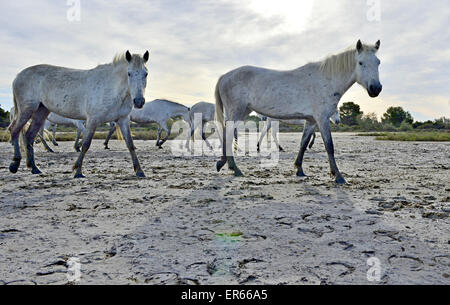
[217,121,243,177]
[9,107,35,173]
[228,126,243,176]
[24,104,50,174]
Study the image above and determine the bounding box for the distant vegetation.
[0,105,10,128]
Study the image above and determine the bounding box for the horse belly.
[44,94,87,121]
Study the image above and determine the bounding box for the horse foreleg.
[118,118,145,178]
[270,122,284,152]
[308,133,317,150]
[51,124,58,146]
[104,122,116,150]
[185,124,195,150]
[257,120,270,153]
[295,121,316,177]
[38,128,54,153]
[317,118,346,184]
[74,128,82,152]
[156,126,162,147]
[73,122,97,179]
[158,128,171,148]
[201,122,213,150]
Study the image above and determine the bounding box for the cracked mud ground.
[0,133,448,285]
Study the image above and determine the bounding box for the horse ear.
[375,40,381,50]
[143,51,149,63]
[125,50,132,63]
[356,40,363,53]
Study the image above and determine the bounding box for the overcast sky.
[0,0,449,121]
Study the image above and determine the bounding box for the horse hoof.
[54,143,59,147]
[31,168,42,175]
[296,171,307,177]
[279,146,285,152]
[234,170,244,177]
[104,147,110,150]
[9,163,19,174]
[74,173,86,179]
[136,171,146,178]
[216,160,226,172]
[335,176,347,185]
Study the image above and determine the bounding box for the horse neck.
[329,69,356,97]
[109,63,130,100]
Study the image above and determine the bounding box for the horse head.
[355,40,382,98]
[125,50,150,109]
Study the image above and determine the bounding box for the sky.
[0,0,449,121]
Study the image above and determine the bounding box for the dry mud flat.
[0,133,448,285]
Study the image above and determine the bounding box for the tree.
[339,102,363,126]
[382,107,413,127]
[358,112,382,131]
[0,105,10,128]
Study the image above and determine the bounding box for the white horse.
[186,101,216,150]
[40,113,86,152]
[104,99,191,149]
[8,50,150,178]
[256,111,341,152]
[215,40,382,184]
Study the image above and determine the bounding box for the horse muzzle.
[133,97,145,109]
[368,83,382,98]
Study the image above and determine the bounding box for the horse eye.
[359,62,363,66]
[145,72,148,77]
[128,72,131,77]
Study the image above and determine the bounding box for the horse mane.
[319,44,378,77]
[112,53,128,66]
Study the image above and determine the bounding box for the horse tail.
[115,124,124,142]
[7,95,19,133]
[215,76,225,128]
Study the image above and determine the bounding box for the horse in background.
[104,99,191,149]
[186,101,215,150]
[215,40,382,184]
[8,50,150,178]
[40,113,86,152]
